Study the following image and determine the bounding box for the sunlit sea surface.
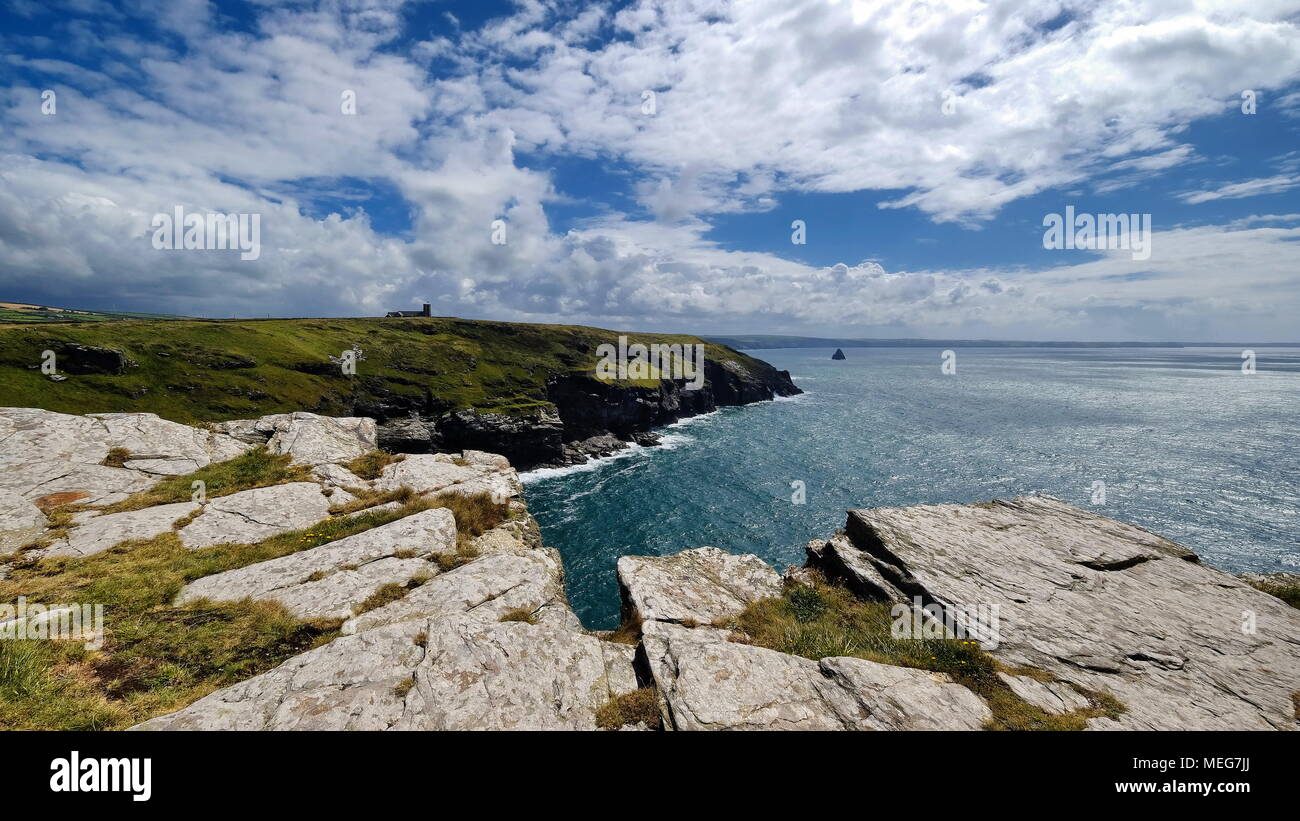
[522,347,1300,629]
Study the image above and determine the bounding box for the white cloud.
[0,0,1298,341]
[1179,175,1300,203]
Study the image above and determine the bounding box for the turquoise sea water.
[523,347,1300,630]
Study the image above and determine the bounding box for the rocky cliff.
[0,317,800,471]
[2,408,1295,731]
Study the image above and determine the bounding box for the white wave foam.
[520,442,647,483]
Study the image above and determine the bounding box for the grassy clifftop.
[0,316,785,423]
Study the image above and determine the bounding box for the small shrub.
[595,687,661,730]
[356,583,409,615]
[346,451,404,481]
[102,447,132,468]
[603,615,642,645]
[498,608,537,625]
[393,676,416,698]
[788,584,828,623]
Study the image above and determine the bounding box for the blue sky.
[1,0,1299,341]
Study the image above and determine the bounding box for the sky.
[1,0,1299,341]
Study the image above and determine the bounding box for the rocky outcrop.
[0,408,252,506]
[176,508,458,619]
[809,495,1300,730]
[49,342,135,375]
[44,502,199,558]
[215,412,376,466]
[177,483,334,549]
[617,546,783,626]
[374,358,800,471]
[133,615,638,731]
[640,621,989,730]
[0,491,46,557]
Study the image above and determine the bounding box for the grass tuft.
[603,614,642,645]
[345,451,404,480]
[498,608,537,625]
[595,687,661,730]
[356,582,412,615]
[102,447,132,468]
[101,447,310,513]
[1243,576,1300,610]
[327,485,416,516]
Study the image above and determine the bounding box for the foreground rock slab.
[342,550,565,634]
[45,502,199,559]
[0,490,46,557]
[834,495,1300,730]
[177,482,333,549]
[641,621,989,731]
[132,615,637,731]
[175,508,457,619]
[617,546,783,625]
[215,412,376,466]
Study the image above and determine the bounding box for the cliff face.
[380,356,801,470]
[0,316,799,472]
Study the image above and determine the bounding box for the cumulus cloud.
[0,0,1298,341]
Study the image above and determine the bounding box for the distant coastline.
[706,334,1300,350]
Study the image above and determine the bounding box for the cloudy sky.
[2,0,1299,341]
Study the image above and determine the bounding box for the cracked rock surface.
[175,508,457,619]
[177,482,333,549]
[617,546,784,626]
[823,495,1300,730]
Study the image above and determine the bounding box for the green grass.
[0,315,783,423]
[1243,576,1300,609]
[345,450,404,480]
[728,580,1126,731]
[0,447,508,730]
[0,303,184,324]
[100,448,311,513]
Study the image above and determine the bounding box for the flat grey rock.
[371,454,482,495]
[0,460,156,507]
[341,550,564,634]
[617,546,783,626]
[0,409,254,503]
[996,672,1091,715]
[839,495,1300,730]
[0,490,47,557]
[175,507,457,618]
[640,621,988,730]
[267,413,376,466]
[177,482,332,549]
[44,501,199,558]
[132,615,637,731]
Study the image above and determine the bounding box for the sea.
[521,347,1300,629]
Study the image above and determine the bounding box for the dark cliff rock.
[375,355,800,470]
[49,342,136,375]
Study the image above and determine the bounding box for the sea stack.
[831,348,846,360]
